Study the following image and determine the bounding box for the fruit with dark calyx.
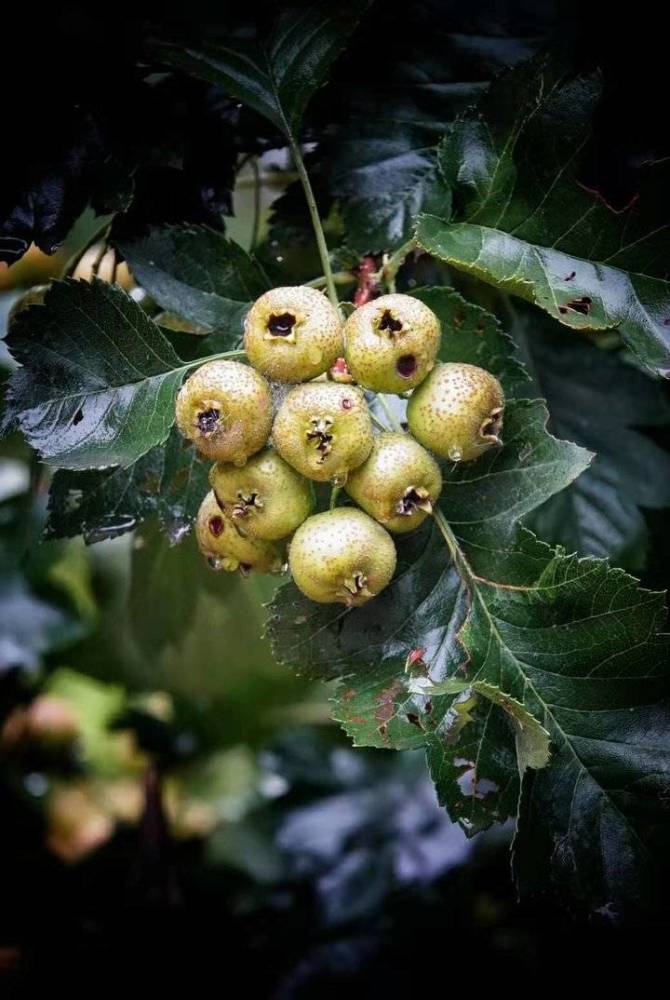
[343,293,441,393]
[195,491,284,575]
[289,508,397,606]
[175,360,273,464]
[244,285,343,382]
[210,448,314,541]
[272,382,373,484]
[345,432,442,533]
[407,362,505,462]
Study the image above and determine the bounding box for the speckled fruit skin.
[272,383,373,484]
[195,491,284,574]
[210,448,314,541]
[407,362,505,462]
[343,293,441,393]
[289,508,397,606]
[244,285,343,382]
[345,432,442,533]
[175,360,273,464]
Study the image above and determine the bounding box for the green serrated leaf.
[470,681,550,773]
[118,225,270,336]
[328,29,540,253]
[266,294,670,914]
[151,1,372,137]
[416,56,670,376]
[268,398,590,807]
[514,314,670,562]
[420,677,551,773]
[45,427,209,544]
[2,280,190,470]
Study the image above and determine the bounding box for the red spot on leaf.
[408,647,426,666]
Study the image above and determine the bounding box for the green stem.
[432,507,473,582]
[329,484,342,509]
[380,238,418,291]
[305,272,354,289]
[289,137,338,309]
[249,157,262,251]
[376,394,404,433]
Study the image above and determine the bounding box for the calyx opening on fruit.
[396,486,433,516]
[306,417,334,463]
[267,312,297,338]
[480,406,504,443]
[378,310,403,335]
[396,354,417,378]
[232,491,263,518]
[197,408,221,434]
[341,571,371,603]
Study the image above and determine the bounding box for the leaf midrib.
[470,576,653,862]
[424,218,670,288]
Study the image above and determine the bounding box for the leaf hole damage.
[457,767,499,800]
[73,408,84,425]
[406,712,422,727]
[267,312,296,337]
[197,408,220,434]
[564,271,576,282]
[559,296,592,316]
[379,310,403,335]
[396,354,417,378]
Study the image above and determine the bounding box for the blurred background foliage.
[2,0,669,992]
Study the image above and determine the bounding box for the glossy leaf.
[1,280,190,470]
[328,24,541,252]
[268,399,590,826]
[45,428,209,545]
[416,57,670,375]
[118,225,270,336]
[267,283,670,915]
[151,1,372,137]
[516,316,670,562]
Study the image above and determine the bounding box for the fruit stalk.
[289,137,339,310]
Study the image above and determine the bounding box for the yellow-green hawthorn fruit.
[407,362,504,462]
[343,293,441,393]
[175,360,273,464]
[345,432,442,533]
[244,285,343,382]
[210,447,314,541]
[289,508,397,606]
[195,491,284,575]
[272,383,373,484]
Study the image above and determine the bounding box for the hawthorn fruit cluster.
[175,285,505,605]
